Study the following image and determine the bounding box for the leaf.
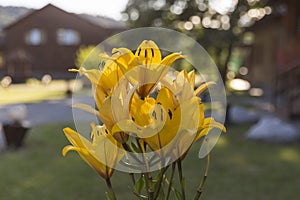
[153,169,163,191]
[132,190,148,200]
[131,141,142,153]
[135,176,145,193]
[160,185,165,200]
[181,177,185,189]
[175,189,183,200]
[105,192,113,200]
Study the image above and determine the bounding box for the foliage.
[123,0,275,80]
[75,45,103,70]
[1,123,300,200]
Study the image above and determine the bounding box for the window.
[25,28,46,45]
[56,28,80,45]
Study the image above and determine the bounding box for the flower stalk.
[177,159,186,200]
[193,153,211,200]
[166,162,176,200]
[106,178,117,200]
[153,166,169,199]
[130,173,136,185]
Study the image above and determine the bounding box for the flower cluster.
[62,40,225,200]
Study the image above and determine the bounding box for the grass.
[0,80,83,105]
[0,123,300,199]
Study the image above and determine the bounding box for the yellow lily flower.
[100,40,185,98]
[111,78,200,156]
[69,51,131,136]
[71,41,185,131]
[195,117,226,142]
[68,40,225,164]
[144,91,201,160]
[70,66,122,108]
[114,69,224,161]
[62,124,124,180]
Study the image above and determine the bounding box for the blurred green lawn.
[0,80,83,105]
[0,123,300,200]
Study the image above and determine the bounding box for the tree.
[75,45,104,70]
[123,0,275,82]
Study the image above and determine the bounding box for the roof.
[0,5,32,30]
[79,14,126,29]
[1,4,126,31]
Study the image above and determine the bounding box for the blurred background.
[0,0,299,199]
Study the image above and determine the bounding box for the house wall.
[249,0,300,90]
[248,20,281,92]
[2,5,121,80]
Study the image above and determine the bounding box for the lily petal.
[135,40,162,65]
[160,53,185,70]
[72,104,100,118]
[195,81,216,96]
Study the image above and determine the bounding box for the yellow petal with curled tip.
[62,144,108,179]
[62,127,123,179]
[195,81,216,96]
[194,118,226,142]
[69,68,102,86]
[72,104,100,118]
[63,127,86,148]
[159,53,186,70]
[201,117,226,132]
[62,145,84,157]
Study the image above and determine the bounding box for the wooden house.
[246,0,300,118]
[0,4,126,82]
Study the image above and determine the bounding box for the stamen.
[168,109,173,120]
[151,48,154,57]
[152,111,157,120]
[137,48,142,56]
[160,108,164,121]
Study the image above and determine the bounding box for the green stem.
[122,142,143,164]
[130,173,136,185]
[177,160,185,200]
[153,166,169,199]
[193,153,211,200]
[137,139,154,200]
[106,178,117,200]
[143,154,154,200]
[144,173,154,200]
[166,162,176,200]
